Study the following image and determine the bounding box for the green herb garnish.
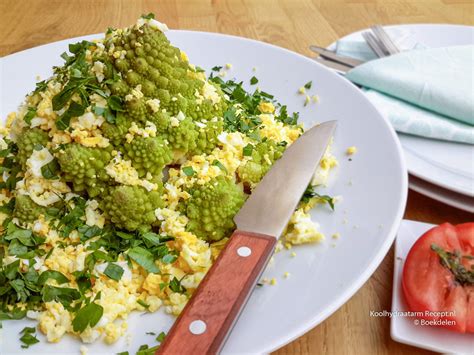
[19,326,40,348]
[431,244,474,285]
[182,166,196,176]
[301,185,335,210]
[104,263,124,281]
[72,301,104,333]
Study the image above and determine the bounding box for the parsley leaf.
[212,160,227,172]
[23,107,37,125]
[128,247,160,273]
[169,277,186,294]
[137,299,150,309]
[156,331,166,343]
[211,66,223,72]
[182,166,195,176]
[301,185,335,210]
[41,159,60,180]
[304,81,312,89]
[19,326,39,348]
[72,301,104,333]
[41,285,81,307]
[141,13,155,20]
[104,263,124,281]
[38,270,69,285]
[250,76,258,85]
[242,144,254,156]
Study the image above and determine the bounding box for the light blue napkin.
[336,42,474,144]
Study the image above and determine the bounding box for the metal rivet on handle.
[237,246,252,257]
[189,320,207,335]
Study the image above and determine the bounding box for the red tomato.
[402,222,474,333]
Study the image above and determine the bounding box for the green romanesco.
[192,118,224,155]
[238,139,285,186]
[101,185,163,231]
[185,177,245,241]
[123,136,172,177]
[166,116,198,156]
[57,143,112,195]
[101,113,132,145]
[16,128,49,170]
[104,21,226,123]
[13,195,47,224]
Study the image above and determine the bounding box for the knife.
[157,121,337,354]
[309,45,364,68]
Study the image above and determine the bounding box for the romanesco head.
[101,185,163,232]
[166,116,198,156]
[101,113,132,145]
[13,194,46,225]
[192,118,224,155]
[57,143,112,195]
[123,136,172,177]
[185,177,245,241]
[238,139,285,187]
[16,128,49,170]
[104,22,226,123]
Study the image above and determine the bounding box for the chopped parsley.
[250,76,258,85]
[19,326,40,348]
[141,13,155,20]
[182,166,196,176]
[242,144,254,156]
[104,263,124,281]
[304,81,312,89]
[301,185,335,210]
[72,301,104,333]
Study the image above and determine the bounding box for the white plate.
[0,31,407,354]
[329,24,474,197]
[409,175,474,213]
[392,220,474,353]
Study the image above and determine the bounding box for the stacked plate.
[330,24,474,212]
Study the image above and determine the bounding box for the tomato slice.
[402,222,474,333]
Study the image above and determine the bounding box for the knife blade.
[157,121,337,355]
[234,120,337,237]
[309,45,364,67]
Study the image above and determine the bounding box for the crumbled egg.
[105,155,158,191]
[284,209,324,245]
[346,146,357,155]
[26,147,54,178]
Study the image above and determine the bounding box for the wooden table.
[1,1,472,354]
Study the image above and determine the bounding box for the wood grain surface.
[1,1,473,354]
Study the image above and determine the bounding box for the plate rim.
[1,30,408,353]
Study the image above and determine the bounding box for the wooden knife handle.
[156,230,276,355]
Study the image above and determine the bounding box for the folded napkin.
[336,40,474,144]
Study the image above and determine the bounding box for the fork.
[370,25,401,55]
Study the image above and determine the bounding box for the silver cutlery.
[371,25,401,55]
[309,45,364,67]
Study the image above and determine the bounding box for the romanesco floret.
[13,194,46,224]
[101,113,132,145]
[166,117,198,155]
[101,185,163,231]
[57,143,112,195]
[105,22,224,121]
[192,118,224,155]
[123,136,172,177]
[238,139,285,186]
[16,128,49,170]
[185,177,245,241]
